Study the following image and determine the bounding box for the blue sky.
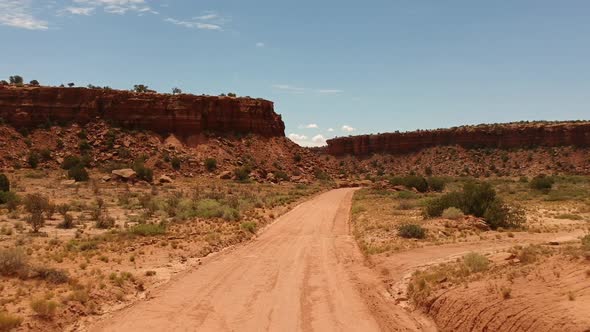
[1,1,589,146]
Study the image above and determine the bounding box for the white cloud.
[0,0,48,30]
[312,134,326,145]
[288,133,308,141]
[316,89,343,94]
[288,133,326,147]
[271,84,305,94]
[327,128,334,132]
[165,11,228,31]
[165,17,222,30]
[341,125,355,133]
[303,123,318,129]
[64,6,95,15]
[72,0,156,15]
[256,42,265,48]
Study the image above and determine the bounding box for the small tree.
[67,83,75,88]
[172,87,182,95]
[24,194,49,232]
[9,75,23,85]
[0,173,9,192]
[227,92,237,97]
[29,80,40,86]
[68,165,89,182]
[133,84,149,93]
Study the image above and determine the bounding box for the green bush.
[78,139,92,152]
[273,170,289,181]
[240,222,257,234]
[294,154,302,163]
[133,161,153,182]
[427,177,446,192]
[0,173,9,192]
[61,155,82,170]
[205,158,217,171]
[129,223,167,236]
[171,157,181,170]
[389,175,429,192]
[0,191,18,206]
[27,151,40,168]
[424,182,524,229]
[234,166,251,182]
[530,174,554,192]
[57,214,75,229]
[398,223,426,239]
[68,165,89,182]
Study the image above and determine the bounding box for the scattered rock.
[158,175,173,184]
[219,171,232,180]
[60,179,76,186]
[112,168,137,180]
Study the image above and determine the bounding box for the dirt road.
[91,188,427,332]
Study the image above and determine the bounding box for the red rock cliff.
[326,122,590,156]
[0,86,284,140]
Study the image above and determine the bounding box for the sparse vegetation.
[398,223,426,239]
[0,312,23,331]
[205,158,217,172]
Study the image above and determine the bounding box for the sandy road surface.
[91,188,426,332]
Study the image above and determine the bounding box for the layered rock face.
[327,122,590,156]
[0,86,284,140]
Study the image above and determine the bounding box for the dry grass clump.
[0,248,28,277]
[442,207,464,220]
[0,312,22,331]
[30,299,58,319]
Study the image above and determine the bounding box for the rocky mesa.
[0,85,285,142]
[326,121,590,156]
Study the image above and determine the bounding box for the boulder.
[158,175,173,184]
[112,168,136,180]
[218,171,232,180]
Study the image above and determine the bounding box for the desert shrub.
[581,234,590,251]
[530,174,554,192]
[205,158,217,171]
[442,207,464,220]
[68,165,89,182]
[133,161,153,182]
[390,175,429,192]
[0,312,22,331]
[78,139,91,152]
[61,155,82,170]
[314,168,331,181]
[398,223,426,239]
[195,199,240,221]
[397,191,417,200]
[57,203,70,216]
[427,177,445,192]
[27,151,40,168]
[171,157,181,170]
[240,221,257,234]
[95,215,115,229]
[273,170,289,181]
[129,223,167,236]
[294,154,302,163]
[234,166,251,182]
[57,213,75,229]
[30,299,58,319]
[425,182,523,229]
[66,289,89,304]
[424,191,463,217]
[0,191,18,205]
[0,248,27,276]
[398,200,416,210]
[24,194,49,232]
[34,267,69,284]
[463,252,489,273]
[0,173,9,192]
[39,149,51,161]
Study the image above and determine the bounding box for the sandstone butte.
[326,121,590,156]
[0,85,285,142]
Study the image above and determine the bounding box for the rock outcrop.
[0,86,284,141]
[326,122,590,156]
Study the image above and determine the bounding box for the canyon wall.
[0,86,284,140]
[326,122,590,156]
